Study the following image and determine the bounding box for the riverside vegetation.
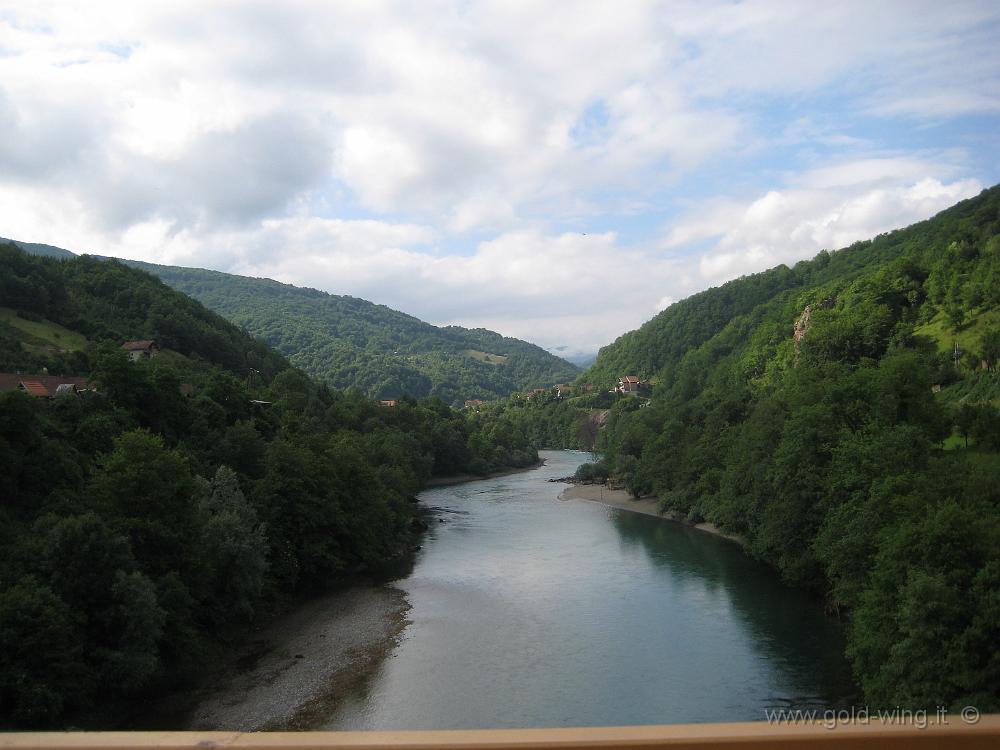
[555,186,1000,712]
[0,244,543,727]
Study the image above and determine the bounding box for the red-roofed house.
[122,340,160,361]
[19,379,50,397]
[617,375,645,394]
[0,373,94,398]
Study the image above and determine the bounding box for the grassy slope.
[0,307,88,352]
[914,307,1000,355]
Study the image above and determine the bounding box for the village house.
[122,339,160,361]
[554,384,574,398]
[379,399,398,408]
[617,375,644,394]
[0,373,93,398]
[464,399,485,410]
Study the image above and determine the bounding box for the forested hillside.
[0,244,543,728]
[2,238,580,403]
[583,188,1000,388]
[136,263,580,403]
[579,186,1000,710]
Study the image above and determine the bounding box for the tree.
[196,466,268,624]
[981,327,1000,371]
[970,404,1000,451]
[955,403,978,448]
[0,578,84,727]
[88,430,197,579]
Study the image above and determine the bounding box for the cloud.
[670,176,984,287]
[670,0,1000,118]
[0,1,997,357]
[96,114,333,231]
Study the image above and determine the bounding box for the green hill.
[3,237,580,403]
[0,243,544,728]
[126,260,581,403]
[0,237,76,260]
[583,188,1000,388]
[577,185,1000,711]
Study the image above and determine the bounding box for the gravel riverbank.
[169,585,409,731]
[559,483,745,547]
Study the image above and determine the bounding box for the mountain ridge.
[570,185,1000,711]
[2,238,580,403]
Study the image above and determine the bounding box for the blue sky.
[0,1,998,358]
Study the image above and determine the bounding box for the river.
[323,450,856,729]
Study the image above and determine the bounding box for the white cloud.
[673,176,984,287]
[0,1,997,357]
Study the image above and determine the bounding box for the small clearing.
[0,307,88,352]
[461,349,508,365]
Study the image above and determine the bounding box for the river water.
[323,450,856,729]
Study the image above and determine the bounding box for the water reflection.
[324,451,857,729]
[609,511,857,706]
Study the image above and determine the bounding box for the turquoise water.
[324,450,856,729]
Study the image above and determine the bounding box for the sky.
[1,1,998,361]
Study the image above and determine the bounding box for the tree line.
[0,245,540,727]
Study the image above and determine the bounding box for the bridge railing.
[3,718,999,750]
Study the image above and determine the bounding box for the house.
[464,399,485,410]
[0,373,93,398]
[554,384,574,398]
[122,340,160,361]
[18,378,50,397]
[617,375,643,394]
[379,399,398,408]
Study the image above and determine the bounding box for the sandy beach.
[161,585,409,731]
[559,483,745,546]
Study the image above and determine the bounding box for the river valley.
[318,450,856,729]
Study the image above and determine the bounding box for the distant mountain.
[5,239,580,403]
[1,238,75,260]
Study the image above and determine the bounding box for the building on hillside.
[554,384,574,398]
[379,399,398,408]
[617,375,644,394]
[464,399,485,410]
[0,373,93,398]
[122,340,160,361]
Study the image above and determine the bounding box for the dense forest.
[135,262,581,403]
[574,186,1000,711]
[2,238,581,403]
[0,244,542,728]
